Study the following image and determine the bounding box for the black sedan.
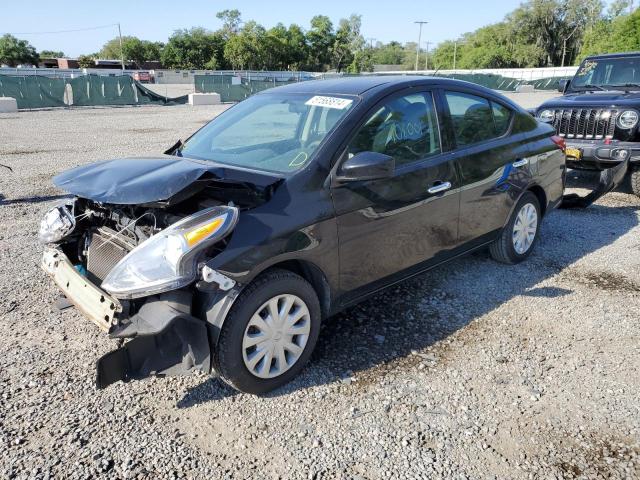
[40,76,566,394]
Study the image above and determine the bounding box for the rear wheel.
[630,167,640,198]
[489,191,541,264]
[215,269,321,395]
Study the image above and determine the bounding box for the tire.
[489,191,541,265]
[214,268,321,395]
[631,167,640,198]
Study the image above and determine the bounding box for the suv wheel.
[214,269,321,395]
[489,191,541,264]
[630,167,640,198]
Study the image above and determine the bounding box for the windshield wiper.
[579,84,606,91]
[609,83,640,90]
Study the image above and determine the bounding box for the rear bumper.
[565,140,640,171]
[41,247,121,331]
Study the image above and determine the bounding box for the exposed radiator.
[86,227,135,284]
[550,108,619,140]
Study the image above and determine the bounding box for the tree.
[578,8,640,61]
[306,15,334,71]
[98,36,163,66]
[76,55,95,68]
[609,0,634,17]
[223,21,268,69]
[332,14,365,72]
[39,50,65,59]
[371,41,405,65]
[216,9,243,39]
[161,28,224,69]
[0,34,39,67]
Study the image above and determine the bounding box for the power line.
[4,24,119,35]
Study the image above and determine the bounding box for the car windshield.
[179,92,357,174]
[571,56,640,91]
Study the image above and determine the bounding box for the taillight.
[551,135,566,151]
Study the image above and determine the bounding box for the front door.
[331,90,460,300]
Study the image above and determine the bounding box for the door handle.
[427,181,452,194]
[513,159,528,168]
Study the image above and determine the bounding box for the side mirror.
[558,79,569,93]
[336,151,394,182]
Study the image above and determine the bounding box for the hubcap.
[242,294,310,379]
[512,202,538,255]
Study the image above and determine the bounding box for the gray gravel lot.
[0,103,639,479]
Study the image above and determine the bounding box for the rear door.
[441,90,530,244]
[331,89,461,299]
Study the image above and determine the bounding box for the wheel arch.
[526,184,548,217]
[260,259,332,320]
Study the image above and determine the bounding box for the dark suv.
[535,52,640,196]
[41,77,565,394]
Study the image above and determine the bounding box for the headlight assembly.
[538,109,555,123]
[101,206,238,299]
[39,200,76,243]
[617,110,639,129]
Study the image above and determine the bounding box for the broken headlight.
[38,200,76,243]
[101,206,238,299]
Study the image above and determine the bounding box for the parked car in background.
[40,77,566,394]
[535,52,640,197]
[132,71,152,83]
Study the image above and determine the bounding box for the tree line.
[1,2,639,72]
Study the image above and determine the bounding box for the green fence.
[0,74,188,109]
[194,72,568,102]
[194,75,307,102]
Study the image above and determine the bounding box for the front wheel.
[489,191,541,264]
[214,269,321,395]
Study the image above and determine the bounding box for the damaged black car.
[41,76,565,394]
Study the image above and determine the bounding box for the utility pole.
[414,21,428,71]
[366,37,376,49]
[118,23,125,71]
[453,41,458,70]
[424,41,430,70]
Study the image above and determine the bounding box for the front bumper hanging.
[42,248,214,389]
[42,247,121,331]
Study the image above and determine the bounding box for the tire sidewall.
[216,272,321,395]
[504,192,541,262]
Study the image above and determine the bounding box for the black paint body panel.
[54,77,565,317]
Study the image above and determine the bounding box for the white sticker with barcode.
[305,95,353,110]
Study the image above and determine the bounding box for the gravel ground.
[0,104,639,480]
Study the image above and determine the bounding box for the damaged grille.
[550,108,619,140]
[86,227,136,284]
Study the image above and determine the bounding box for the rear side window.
[492,102,512,136]
[445,92,512,147]
[347,92,441,166]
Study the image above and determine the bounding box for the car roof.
[263,75,488,96]
[584,51,640,60]
[261,75,520,111]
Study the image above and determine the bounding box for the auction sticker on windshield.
[305,96,353,109]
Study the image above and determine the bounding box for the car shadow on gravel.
[178,198,639,405]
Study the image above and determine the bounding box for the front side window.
[445,91,512,147]
[347,92,441,166]
[180,93,356,174]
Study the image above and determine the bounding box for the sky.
[0,0,613,57]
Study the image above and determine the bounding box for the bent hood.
[539,91,640,110]
[53,155,283,205]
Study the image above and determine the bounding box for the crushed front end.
[40,196,240,388]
